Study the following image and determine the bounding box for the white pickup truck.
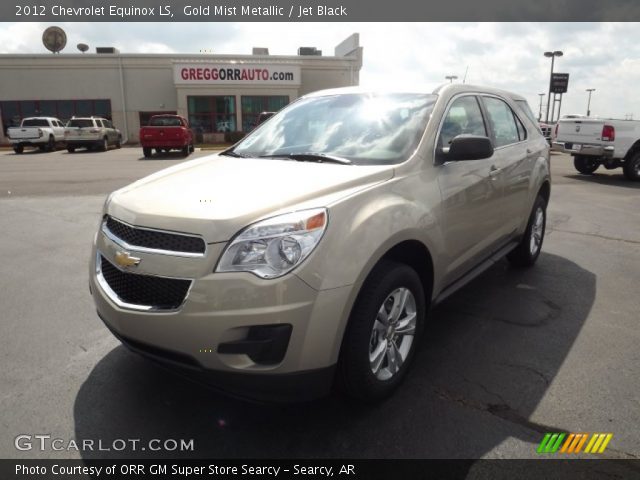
[7,117,66,153]
[553,117,640,181]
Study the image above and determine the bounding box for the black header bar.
[4,0,640,22]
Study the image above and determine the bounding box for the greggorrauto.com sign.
[174,63,301,85]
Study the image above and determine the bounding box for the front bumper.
[553,141,615,158]
[90,228,352,401]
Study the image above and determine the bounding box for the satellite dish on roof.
[77,43,89,53]
[42,26,67,54]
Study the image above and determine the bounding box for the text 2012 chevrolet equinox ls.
[90,84,550,402]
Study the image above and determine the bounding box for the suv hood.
[108,154,394,243]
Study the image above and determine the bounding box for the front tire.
[574,155,599,174]
[67,146,75,153]
[508,195,547,268]
[338,260,425,402]
[623,153,640,181]
[115,136,122,149]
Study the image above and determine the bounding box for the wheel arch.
[623,140,640,161]
[334,238,435,362]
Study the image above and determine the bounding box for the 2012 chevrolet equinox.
[90,84,550,402]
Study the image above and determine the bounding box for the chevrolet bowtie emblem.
[115,251,141,268]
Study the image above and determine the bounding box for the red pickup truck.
[140,115,194,158]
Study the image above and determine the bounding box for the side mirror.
[447,135,494,161]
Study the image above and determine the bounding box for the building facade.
[0,34,362,144]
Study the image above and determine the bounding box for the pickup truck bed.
[553,117,640,181]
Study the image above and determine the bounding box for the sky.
[0,22,639,120]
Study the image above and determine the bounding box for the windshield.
[232,93,437,165]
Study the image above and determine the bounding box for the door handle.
[526,148,533,154]
[489,165,501,178]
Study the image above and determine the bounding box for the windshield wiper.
[259,152,352,165]
[219,149,247,158]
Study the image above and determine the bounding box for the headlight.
[216,208,328,279]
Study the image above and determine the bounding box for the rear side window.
[482,97,520,147]
[438,96,487,148]
[22,119,49,127]
[103,120,113,129]
[67,119,94,128]
[515,99,541,133]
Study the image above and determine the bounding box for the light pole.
[445,75,458,83]
[544,50,563,124]
[538,93,545,121]
[586,88,595,117]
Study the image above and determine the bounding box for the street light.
[586,88,596,117]
[538,93,545,121]
[445,75,458,83]
[544,50,563,124]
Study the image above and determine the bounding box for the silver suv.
[65,116,122,153]
[90,84,550,402]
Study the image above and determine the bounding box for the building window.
[0,99,112,135]
[241,96,289,131]
[139,111,178,127]
[187,96,236,134]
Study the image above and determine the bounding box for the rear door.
[479,95,532,236]
[435,94,505,286]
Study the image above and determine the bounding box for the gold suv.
[90,84,550,402]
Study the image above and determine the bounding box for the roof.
[302,83,527,100]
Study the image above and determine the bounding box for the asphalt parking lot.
[0,147,638,464]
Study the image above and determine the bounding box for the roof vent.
[298,47,322,56]
[96,47,119,54]
[252,47,269,55]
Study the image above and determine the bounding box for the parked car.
[553,117,640,180]
[90,85,550,402]
[139,114,194,158]
[7,117,66,153]
[65,117,122,153]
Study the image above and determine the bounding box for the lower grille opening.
[100,255,191,310]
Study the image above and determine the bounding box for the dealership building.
[0,34,362,144]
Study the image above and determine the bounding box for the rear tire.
[181,145,190,157]
[101,137,109,152]
[574,155,599,174]
[622,153,640,181]
[47,135,55,152]
[508,195,547,268]
[143,147,152,158]
[338,260,425,402]
[67,146,75,153]
[13,145,24,154]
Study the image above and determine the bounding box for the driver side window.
[438,96,487,148]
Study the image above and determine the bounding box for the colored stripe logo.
[537,433,612,454]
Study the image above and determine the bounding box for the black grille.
[100,255,191,309]
[105,216,206,254]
